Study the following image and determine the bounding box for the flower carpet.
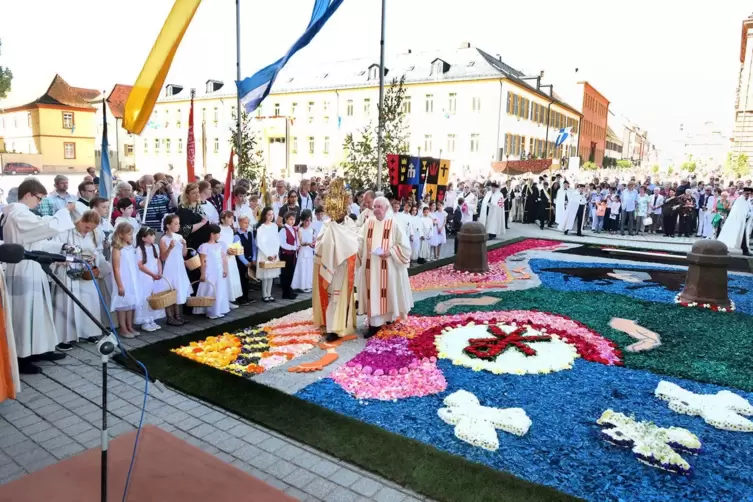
[141,240,753,502]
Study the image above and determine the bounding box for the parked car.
[3,162,40,175]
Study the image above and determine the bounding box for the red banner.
[223,149,235,212]
[187,95,196,182]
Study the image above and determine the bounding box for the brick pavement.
[0,229,701,501]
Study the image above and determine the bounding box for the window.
[62,112,74,129]
[165,138,171,154]
[291,102,298,116]
[125,144,134,157]
[472,97,481,112]
[308,101,315,116]
[201,108,206,123]
[178,138,183,153]
[323,101,329,113]
[402,96,411,114]
[308,136,315,154]
[64,142,76,159]
[323,116,329,124]
[164,109,169,127]
[424,134,432,153]
[447,134,456,153]
[346,100,354,116]
[154,138,160,154]
[176,109,182,128]
[274,103,280,116]
[363,98,371,114]
[144,140,149,154]
[425,94,434,113]
[324,136,330,154]
[26,112,31,127]
[292,137,298,154]
[470,134,479,153]
[213,138,219,153]
[256,105,263,118]
[231,106,236,121]
[448,93,457,114]
[431,60,445,75]
[368,66,379,80]
[513,96,519,116]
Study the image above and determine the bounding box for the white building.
[605,126,623,163]
[732,13,753,167]
[608,109,653,166]
[134,43,582,181]
[666,122,729,171]
[94,84,137,172]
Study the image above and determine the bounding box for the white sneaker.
[229,303,239,310]
[152,322,162,330]
[142,322,158,332]
[208,315,219,320]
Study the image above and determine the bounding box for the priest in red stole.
[312,180,360,342]
[356,196,414,337]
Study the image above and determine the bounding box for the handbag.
[643,216,653,227]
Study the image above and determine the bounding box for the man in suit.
[501,180,512,229]
[235,215,257,305]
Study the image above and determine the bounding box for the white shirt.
[278,224,298,251]
[299,192,314,212]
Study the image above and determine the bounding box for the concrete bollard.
[454,222,489,274]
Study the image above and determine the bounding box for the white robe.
[356,218,413,327]
[356,207,374,228]
[418,216,433,260]
[255,223,281,279]
[52,228,106,343]
[558,189,583,232]
[1,203,75,357]
[718,196,753,251]
[463,192,478,216]
[555,187,567,225]
[479,191,506,236]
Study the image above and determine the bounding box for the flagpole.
[376,0,386,191]
[235,0,242,176]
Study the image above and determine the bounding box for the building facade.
[134,44,581,181]
[93,84,137,172]
[608,110,653,166]
[605,126,623,164]
[576,82,609,166]
[0,75,96,172]
[732,13,753,167]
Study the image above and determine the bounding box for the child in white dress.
[110,222,141,338]
[311,206,325,238]
[114,198,140,238]
[256,207,281,302]
[219,210,242,307]
[418,206,433,264]
[135,227,168,332]
[430,201,447,260]
[409,205,421,262]
[292,210,314,293]
[195,224,230,319]
[160,214,191,326]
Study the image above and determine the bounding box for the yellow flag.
[123,0,202,134]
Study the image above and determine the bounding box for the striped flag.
[236,0,344,113]
[187,93,196,182]
[99,99,113,199]
[123,0,202,134]
[223,150,235,212]
[555,127,572,148]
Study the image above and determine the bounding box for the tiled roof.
[71,86,103,101]
[32,75,95,109]
[607,126,622,143]
[106,84,133,119]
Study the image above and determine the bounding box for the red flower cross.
[463,325,552,361]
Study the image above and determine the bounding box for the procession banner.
[418,157,429,200]
[436,159,451,204]
[387,154,400,194]
[406,156,421,201]
[397,155,413,199]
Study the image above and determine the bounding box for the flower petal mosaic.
[170,239,753,502]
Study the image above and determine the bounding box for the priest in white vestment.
[554,180,569,225]
[718,187,753,255]
[356,197,413,337]
[2,179,76,374]
[356,190,375,227]
[479,182,505,238]
[558,184,585,235]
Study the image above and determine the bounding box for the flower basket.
[184,248,201,271]
[227,247,244,256]
[186,280,216,308]
[259,260,285,269]
[147,277,177,310]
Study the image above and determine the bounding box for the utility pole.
[376,0,386,191]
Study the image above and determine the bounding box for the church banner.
[386,154,451,203]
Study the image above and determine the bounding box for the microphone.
[0,243,81,265]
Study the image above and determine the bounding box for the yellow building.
[0,74,97,172]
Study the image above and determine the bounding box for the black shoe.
[34,351,67,362]
[564,230,569,235]
[364,326,380,339]
[18,358,41,375]
[577,233,583,237]
[82,336,99,344]
[56,343,73,352]
[283,293,298,300]
[325,332,339,342]
[744,251,752,256]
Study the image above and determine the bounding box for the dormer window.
[430,59,450,76]
[165,84,184,97]
[206,80,224,93]
[367,64,389,80]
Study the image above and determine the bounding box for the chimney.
[459,42,471,49]
[495,54,501,61]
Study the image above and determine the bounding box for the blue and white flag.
[555,126,572,148]
[99,99,113,199]
[236,0,344,113]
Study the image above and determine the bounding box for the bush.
[616,160,633,169]
[681,161,697,173]
[651,164,660,174]
[582,161,598,170]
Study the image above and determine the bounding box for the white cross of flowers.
[437,390,531,451]
[655,381,753,432]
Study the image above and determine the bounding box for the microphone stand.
[40,262,118,502]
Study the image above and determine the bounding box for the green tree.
[725,152,751,178]
[229,110,265,182]
[651,164,660,174]
[616,159,633,169]
[582,161,598,170]
[342,76,409,191]
[0,39,11,100]
[681,161,697,173]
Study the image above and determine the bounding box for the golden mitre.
[325,178,349,221]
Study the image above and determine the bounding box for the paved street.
[0,229,701,501]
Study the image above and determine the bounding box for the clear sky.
[0,0,750,148]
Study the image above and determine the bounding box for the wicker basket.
[147,277,177,310]
[259,260,285,269]
[186,280,216,308]
[185,248,201,271]
[227,247,244,256]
